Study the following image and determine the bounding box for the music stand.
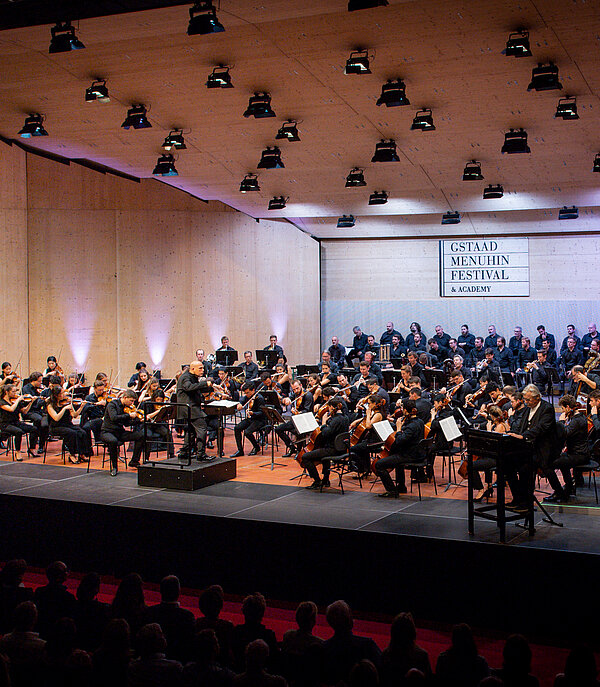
[391,358,405,369]
[262,390,281,408]
[261,406,286,470]
[382,369,402,390]
[289,412,319,481]
[216,349,238,367]
[423,369,446,391]
[544,366,561,403]
[501,372,515,386]
[256,350,279,369]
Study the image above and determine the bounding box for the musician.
[336,372,359,412]
[516,337,536,371]
[215,369,239,401]
[318,351,339,375]
[264,335,284,357]
[452,355,472,381]
[548,395,590,502]
[140,388,175,459]
[352,363,371,399]
[0,362,13,381]
[127,362,148,388]
[363,352,384,385]
[276,379,314,457]
[433,325,451,350]
[346,326,369,366]
[175,361,213,461]
[195,349,212,377]
[47,385,93,465]
[374,399,424,497]
[588,390,600,443]
[445,370,471,407]
[484,325,500,350]
[306,373,322,406]
[535,325,556,351]
[427,339,449,368]
[0,384,37,461]
[471,383,507,426]
[81,379,108,443]
[132,368,151,394]
[138,376,161,407]
[21,371,49,455]
[319,363,335,389]
[406,352,424,382]
[477,349,502,385]
[560,324,581,354]
[232,382,267,457]
[408,388,432,423]
[506,391,527,431]
[409,377,431,402]
[507,384,562,510]
[380,322,403,347]
[365,377,390,416]
[541,339,558,367]
[393,365,413,398]
[273,363,291,398]
[508,326,524,355]
[301,398,349,490]
[559,338,583,374]
[100,389,147,475]
[447,339,464,360]
[581,323,599,353]
[44,356,64,385]
[348,394,386,474]
[428,393,454,454]
[569,365,599,396]
[319,385,349,416]
[389,335,406,361]
[529,350,550,394]
[216,336,235,352]
[472,405,508,501]
[241,351,259,381]
[467,338,486,369]
[589,338,600,358]
[493,337,513,374]
[364,335,380,360]
[328,336,346,367]
[457,324,475,355]
[407,332,426,353]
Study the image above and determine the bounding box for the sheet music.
[373,420,394,441]
[207,400,238,408]
[291,412,319,435]
[439,415,462,442]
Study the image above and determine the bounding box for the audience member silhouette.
[42,616,93,687]
[33,561,77,640]
[280,601,324,687]
[182,628,235,687]
[231,593,279,672]
[91,618,132,687]
[554,644,599,687]
[111,573,147,638]
[435,623,489,687]
[0,601,45,687]
[349,659,380,687]
[0,560,33,635]
[74,571,110,652]
[196,585,234,668]
[232,639,287,687]
[493,634,539,687]
[381,612,432,687]
[128,622,183,687]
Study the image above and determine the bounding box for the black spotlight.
[337,215,356,228]
[501,128,530,154]
[187,1,225,35]
[376,79,409,107]
[161,130,187,151]
[345,50,371,74]
[49,21,85,53]
[240,174,260,193]
[18,113,48,138]
[371,139,400,162]
[555,96,579,120]
[268,196,288,210]
[85,79,110,103]
[348,0,388,10]
[345,168,366,187]
[257,147,284,169]
[502,30,532,57]
[528,63,562,91]
[593,153,600,173]
[462,161,483,181]
[152,154,178,177]
[275,120,300,142]
[558,206,578,220]
[483,184,504,199]
[368,190,388,205]
[411,108,435,131]
[441,211,461,225]
[206,65,233,88]
[243,93,276,119]
[121,104,152,129]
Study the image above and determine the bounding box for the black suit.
[375,416,425,491]
[100,399,146,470]
[234,392,267,453]
[176,371,211,457]
[142,602,195,663]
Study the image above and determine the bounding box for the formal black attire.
[560,334,581,353]
[380,329,403,346]
[48,403,92,458]
[176,370,211,457]
[234,392,267,453]
[405,331,426,348]
[415,398,432,423]
[347,332,369,365]
[263,343,284,357]
[535,332,556,350]
[581,331,599,352]
[468,347,486,369]
[560,348,583,373]
[429,406,454,453]
[141,400,175,458]
[352,373,371,401]
[21,382,49,451]
[457,333,475,355]
[508,335,524,355]
[484,334,500,349]
[544,349,558,367]
[364,342,380,359]
[318,360,338,374]
[242,360,259,381]
[0,399,37,452]
[433,332,451,349]
[366,362,384,385]
[81,391,106,442]
[428,346,449,367]
[142,602,195,663]
[407,340,427,353]
[517,347,537,369]
[275,390,314,451]
[477,360,502,385]
[494,346,514,373]
[100,399,145,469]
[554,413,589,490]
[390,343,407,360]
[530,364,548,394]
[301,412,349,482]
[447,345,464,360]
[33,582,77,640]
[375,416,425,491]
[328,343,346,366]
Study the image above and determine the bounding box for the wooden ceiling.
[0,0,599,237]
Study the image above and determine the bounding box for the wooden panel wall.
[24,155,320,379]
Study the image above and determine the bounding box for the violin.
[124,405,144,421]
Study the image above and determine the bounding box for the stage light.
[501,128,530,154]
[206,65,233,88]
[441,211,461,225]
[257,147,284,169]
[554,96,579,120]
[268,196,288,210]
[121,104,152,129]
[345,50,371,75]
[152,154,178,176]
[348,0,388,10]
[240,174,260,193]
[411,108,435,131]
[371,139,400,162]
[243,92,276,119]
[483,184,504,199]
[187,1,225,35]
[593,153,600,173]
[49,21,85,53]
[18,113,48,138]
[528,63,562,91]
[85,79,110,103]
[462,161,483,181]
[345,168,366,187]
[337,215,355,228]
[558,206,578,220]
[502,30,532,57]
[275,120,300,142]
[368,190,388,205]
[161,130,186,151]
[376,79,409,107]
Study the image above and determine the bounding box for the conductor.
[176,360,214,461]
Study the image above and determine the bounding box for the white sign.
[440,238,529,297]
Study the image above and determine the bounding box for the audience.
[280,601,323,687]
[435,623,489,687]
[183,628,235,687]
[0,560,33,635]
[128,622,183,687]
[43,616,92,687]
[380,612,432,687]
[32,561,76,640]
[233,639,287,687]
[91,618,132,687]
[196,585,234,668]
[493,634,539,687]
[111,572,147,637]
[0,601,45,687]
[554,644,599,687]
[231,593,279,672]
[74,571,110,652]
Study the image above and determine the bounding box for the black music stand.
[382,369,402,390]
[261,406,286,470]
[216,350,238,367]
[544,366,561,403]
[423,369,446,391]
[256,350,279,369]
[390,358,405,369]
[296,364,320,377]
[205,401,237,458]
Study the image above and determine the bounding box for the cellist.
[348,394,386,475]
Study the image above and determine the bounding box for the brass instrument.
[524,361,537,372]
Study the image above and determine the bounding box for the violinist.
[81,379,109,443]
[140,388,175,459]
[545,395,590,503]
[348,394,386,475]
[319,363,335,389]
[306,373,322,406]
[132,368,151,394]
[365,377,389,416]
[137,377,161,407]
[408,387,432,423]
[445,370,471,408]
[506,391,527,431]
[0,383,37,461]
[101,389,147,476]
[301,398,349,490]
[44,356,64,385]
[176,361,213,461]
[588,390,600,444]
[215,369,239,401]
[428,393,454,454]
[21,371,49,455]
[335,373,359,412]
[231,382,267,457]
[276,379,314,457]
[374,398,425,497]
[64,373,83,392]
[318,350,338,375]
[0,362,14,382]
[46,386,93,464]
[127,362,149,388]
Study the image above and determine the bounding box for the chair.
[572,440,600,504]
[322,432,355,494]
[401,437,437,501]
[42,434,67,465]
